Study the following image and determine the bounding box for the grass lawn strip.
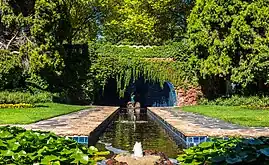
[181,105,269,127]
[0,103,90,124]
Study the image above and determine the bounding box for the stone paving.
[12,106,118,136]
[148,107,269,137]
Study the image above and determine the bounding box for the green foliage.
[177,137,269,164]
[99,0,193,45]
[188,0,269,87]
[199,95,269,108]
[0,50,24,89]
[60,44,92,104]
[4,0,269,102]
[96,43,174,58]
[1,0,97,103]
[0,126,109,164]
[181,105,269,127]
[0,0,196,103]
[0,103,90,124]
[0,91,53,104]
[91,43,198,97]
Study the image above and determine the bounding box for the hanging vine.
[90,43,199,97]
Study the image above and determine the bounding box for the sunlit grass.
[0,103,90,124]
[179,105,269,127]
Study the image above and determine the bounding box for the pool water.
[95,110,183,158]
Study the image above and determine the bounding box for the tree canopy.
[1,0,269,103]
[98,0,194,45]
[188,0,269,88]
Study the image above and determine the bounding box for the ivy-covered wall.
[91,43,198,98]
[175,86,202,107]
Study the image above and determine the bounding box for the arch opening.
[94,77,177,107]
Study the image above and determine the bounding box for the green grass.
[180,105,269,127]
[0,103,90,124]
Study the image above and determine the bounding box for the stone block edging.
[147,109,206,148]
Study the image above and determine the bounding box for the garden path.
[148,107,269,137]
[14,106,118,136]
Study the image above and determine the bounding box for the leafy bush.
[0,126,109,164]
[0,91,53,104]
[0,103,34,109]
[188,0,269,87]
[177,137,269,165]
[199,95,269,108]
[0,50,24,90]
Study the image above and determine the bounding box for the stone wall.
[176,86,202,107]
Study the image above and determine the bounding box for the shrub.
[0,103,34,108]
[199,95,269,108]
[177,137,269,164]
[0,50,24,90]
[0,91,53,104]
[0,126,109,164]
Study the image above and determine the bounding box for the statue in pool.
[127,92,141,115]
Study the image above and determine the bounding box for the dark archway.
[93,77,177,107]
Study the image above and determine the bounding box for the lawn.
[180,105,269,127]
[0,103,90,124]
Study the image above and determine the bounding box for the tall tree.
[0,0,97,92]
[98,0,194,45]
[188,0,269,91]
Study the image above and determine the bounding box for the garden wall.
[176,86,202,107]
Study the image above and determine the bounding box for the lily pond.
[94,109,183,158]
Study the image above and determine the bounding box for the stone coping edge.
[87,108,120,146]
[147,109,188,148]
[147,109,209,148]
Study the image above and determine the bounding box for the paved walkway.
[14,106,118,136]
[148,107,269,137]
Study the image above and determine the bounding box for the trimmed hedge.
[177,137,269,164]
[199,95,269,109]
[0,126,109,164]
[0,91,53,104]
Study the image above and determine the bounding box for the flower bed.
[0,103,34,108]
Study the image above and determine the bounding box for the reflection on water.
[95,110,183,158]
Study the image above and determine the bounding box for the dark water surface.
[95,110,183,158]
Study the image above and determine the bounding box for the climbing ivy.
[91,43,199,97]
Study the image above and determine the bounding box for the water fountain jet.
[132,142,143,158]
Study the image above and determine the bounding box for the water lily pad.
[0,140,7,148]
[226,156,242,164]
[260,148,269,157]
[1,150,14,156]
[70,152,88,164]
[243,139,264,145]
[40,155,59,164]
[199,142,214,148]
[0,131,13,139]
[211,156,225,163]
[184,148,195,155]
[95,151,110,156]
[8,141,20,151]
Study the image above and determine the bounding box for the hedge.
[199,95,269,109]
[0,91,53,104]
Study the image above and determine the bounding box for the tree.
[98,0,194,45]
[188,0,269,94]
[0,0,95,100]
